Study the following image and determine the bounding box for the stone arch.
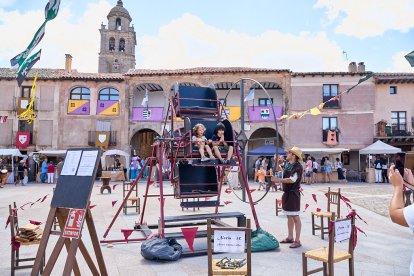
[248,127,284,152]
[130,128,160,158]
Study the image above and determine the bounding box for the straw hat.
[19,160,25,163]
[287,146,303,159]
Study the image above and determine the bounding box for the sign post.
[31,148,107,276]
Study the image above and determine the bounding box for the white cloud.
[387,51,414,72]
[138,14,348,72]
[0,0,111,72]
[315,0,414,38]
[0,0,14,8]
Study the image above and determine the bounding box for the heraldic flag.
[16,50,41,87]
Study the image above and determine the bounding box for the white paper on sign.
[61,150,81,176]
[77,150,99,176]
[20,99,29,109]
[335,219,352,243]
[213,230,245,253]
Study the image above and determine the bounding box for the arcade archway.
[130,129,159,158]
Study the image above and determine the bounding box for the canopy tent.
[247,145,286,156]
[359,140,401,155]
[101,149,130,169]
[0,148,24,157]
[0,149,24,183]
[29,150,67,156]
[301,148,350,154]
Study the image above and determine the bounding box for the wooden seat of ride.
[184,118,234,159]
[123,181,140,214]
[173,85,219,117]
[303,212,355,276]
[311,187,341,240]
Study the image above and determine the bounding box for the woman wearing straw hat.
[271,146,304,248]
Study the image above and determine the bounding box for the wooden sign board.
[51,148,101,209]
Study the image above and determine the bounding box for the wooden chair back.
[207,218,251,276]
[9,202,18,238]
[327,187,341,219]
[328,212,355,262]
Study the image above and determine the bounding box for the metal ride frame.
[100,81,277,250]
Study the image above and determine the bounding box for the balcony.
[375,122,414,144]
[131,107,164,122]
[248,106,283,122]
[322,129,339,144]
[88,131,117,146]
[17,97,33,115]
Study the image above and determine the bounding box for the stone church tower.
[98,0,136,73]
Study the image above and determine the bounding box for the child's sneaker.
[201,156,210,162]
[209,155,216,160]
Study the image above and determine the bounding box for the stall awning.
[247,145,286,156]
[29,150,67,156]
[0,148,24,157]
[359,140,401,155]
[301,148,350,154]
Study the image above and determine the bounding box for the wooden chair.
[9,202,44,276]
[303,213,355,276]
[311,187,341,240]
[123,181,140,214]
[207,218,251,276]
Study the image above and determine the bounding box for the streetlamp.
[224,78,281,202]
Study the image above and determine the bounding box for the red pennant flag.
[204,197,212,201]
[121,229,134,242]
[311,194,317,203]
[303,203,309,212]
[249,188,256,193]
[277,199,282,206]
[148,181,154,186]
[356,212,368,225]
[11,237,21,250]
[157,197,165,204]
[147,233,158,239]
[181,227,198,253]
[224,201,232,205]
[111,200,117,207]
[112,184,118,190]
[355,226,367,236]
[29,220,42,225]
[40,195,48,203]
[341,195,351,202]
[30,198,42,207]
[89,205,97,209]
[225,188,232,194]
[344,201,353,209]
[299,188,304,196]
[5,215,11,229]
[316,208,321,212]
[131,199,137,205]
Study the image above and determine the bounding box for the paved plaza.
[0,180,412,275]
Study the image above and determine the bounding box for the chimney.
[357,62,365,72]
[65,54,72,73]
[348,62,357,73]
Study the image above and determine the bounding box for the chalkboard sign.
[51,148,101,209]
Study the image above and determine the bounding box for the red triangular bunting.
[111,200,117,207]
[249,188,256,193]
[224,201,232,205]
[5,215,11,229]
[148,181,154,186]
[225,188,232,194]
[181,227,198,253]
[121,229,134,242]
[131,199,137,205]
[316,208,321,212]
[40,195,48,203]
[29,220,42,225]
[89,205,97,209]
[112,184,118,190]
[303,203,309,212]
[311,194,317,203]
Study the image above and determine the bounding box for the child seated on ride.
[211,122,234,164]
[192,123,215,162]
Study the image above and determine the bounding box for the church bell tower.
[98,0,136,73]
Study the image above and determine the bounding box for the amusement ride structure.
[100,81,279,255]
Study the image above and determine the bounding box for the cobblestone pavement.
[312,182,394,217]
[0,180,412,275]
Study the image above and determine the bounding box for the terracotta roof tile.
[292,71,372,77]
[374,73,414,84]
[125,67,290,76]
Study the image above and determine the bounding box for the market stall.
[301,147,350,183]
[359,140,401,183]
[101,149,130,181]
[0,149,25,184]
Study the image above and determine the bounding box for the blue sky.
[0,0,413,72]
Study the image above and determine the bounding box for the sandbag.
[251,228,279,252]
[141,238,182,261]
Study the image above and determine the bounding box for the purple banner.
[97,100,119,115]
[248,106,283,122]
[131,107,164,122]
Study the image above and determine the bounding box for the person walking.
[389,165,414,275]
[312,157,319,183]
[382,159,389,183]
[47,161,55,184]
[325,156,333,183]
[41,157,48,183]
[271,146,304,248]
[254,157,262,182]
[334,157,347,183]
[15,160,25,186]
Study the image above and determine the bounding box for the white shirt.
[403,204,414,276]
